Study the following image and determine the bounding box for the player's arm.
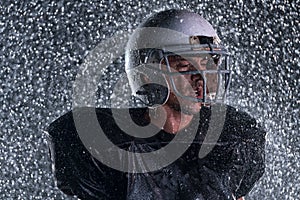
[228,108,266,199]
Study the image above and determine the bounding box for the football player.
[47,9,265,200]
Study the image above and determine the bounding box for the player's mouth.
[195,88,203,99]
[193,79,204,99]
[194,83,204,99]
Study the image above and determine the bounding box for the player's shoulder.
[223,105,266,140]
[225,105,256,125]
[47,107,112,136]
[46,107,149,138]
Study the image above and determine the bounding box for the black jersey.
[47,105,265,200]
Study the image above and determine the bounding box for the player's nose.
[191,73,204,83]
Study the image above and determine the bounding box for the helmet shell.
[125,9,229,106]
[141,9,218,39]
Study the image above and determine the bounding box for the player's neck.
[149,105,194,134]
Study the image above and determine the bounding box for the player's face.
[162,54,219,114]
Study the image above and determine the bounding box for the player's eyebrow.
[169,56,189,62]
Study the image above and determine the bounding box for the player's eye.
[176,63,192,72]
[211,54,221,65]
[203,54,221,69]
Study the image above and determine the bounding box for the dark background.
[0,0,299,199]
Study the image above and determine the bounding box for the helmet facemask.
[126,43,231,107]
[160,44,231,104]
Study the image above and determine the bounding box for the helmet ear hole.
[145,49,164,64]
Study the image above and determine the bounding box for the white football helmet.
[125,9,231,107]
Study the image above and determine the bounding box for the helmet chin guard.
[126,63,170,107]
[135,83,169,107]
[125,9,232,106]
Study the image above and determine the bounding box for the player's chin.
[180,102,202,115]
